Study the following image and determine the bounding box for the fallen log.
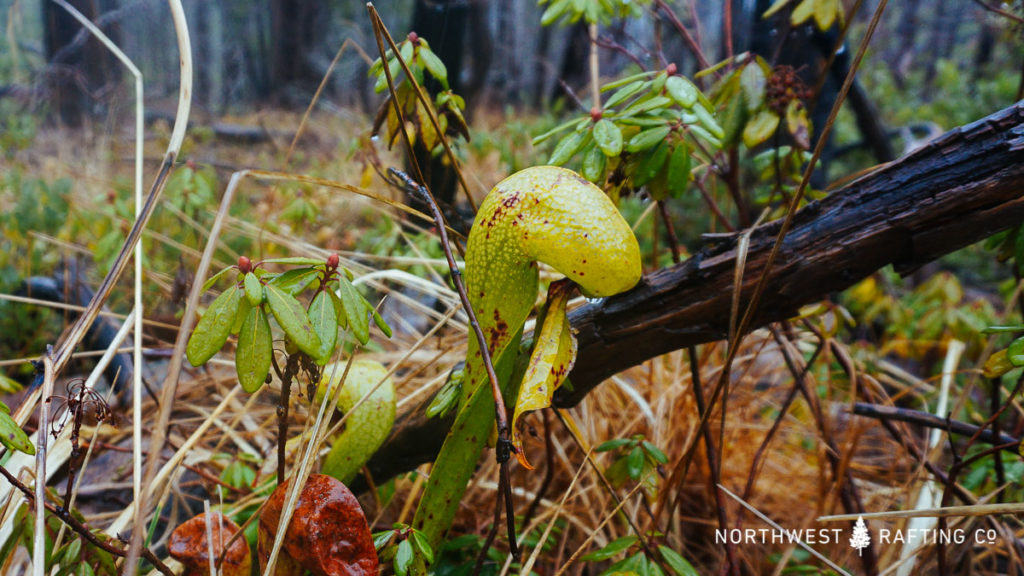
[364,102,1024,484]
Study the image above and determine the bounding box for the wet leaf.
[419,48,448,86]
[221,460,256,490]
[642,440,668,464]
[660,545,699,576]
[626,125,671,153]
[743,110,780,148]
[1008,336,1024,366]
[693,104,724,140]
[626,446,645,479]
[593,119,623,156]
[548,130,588,166]
[267,267,320,296]
[740,62,766,111]
[425,371,462,419]
[814,0,838,29]
[596,437,632,452]
[666,75,698,109]
[633,142,670,187]
[202,265,237,292]
[720,92,748,148]
[237,307,272,393]
[0,410,32,455]
[244,272,264,307]
[258,474,378,576]
[395,540,413,576]
[265,283,322,357]
[791,0,815,24]
[582,143,607,183]
[309,291,338,365]
[666,142,691,199]
[411,530,434,564]
[604,80,645,109]
[581,535,637,562]
[371,306,392,338]
[622,95,672,116]
[337,279,370,345]
[786,99,811,150]
[187,284,241,366]
[328,289,348,330]
[512,281,577,468]
[169,513,252,576]
[231,298,252,335]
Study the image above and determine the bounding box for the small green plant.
[582,536,699,576]
[185,253,393,485]
[534,65,719,200]
[374,524,435,576]
[186,253,390,390]
[596,434,668,496]
[369,33,469,155]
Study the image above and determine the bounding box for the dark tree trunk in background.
[921,0,950,96]
[412,0,468,94]
[532,23,552,108]
[890,0,921,89]
[552,21,590,104]
[464,0,493,116]
[43,0,120,126]
[407,0,472,222]
[269,0,325,102]
[974,20,996,79]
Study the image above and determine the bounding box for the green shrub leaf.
[659,546,699,576]
[187,284,242,366]
[582,144,607,182]
[236,307,272,393]
[549,130,588,166]
[667,142,691,199]
[338,278,371,344]
[0,410,33,455]
[580,535,637,562]
[626,126,671,153]
[666,75,698,109]
[243,272,264,307]
[309,290,338,365]
[743,110,780,148]
[265,283,322,357]
[266,267,320,295]
[593,119,623,156]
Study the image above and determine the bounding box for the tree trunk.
[43,0,120,125]
[362,102,1024,484]
[269,0,324,102]
[407,0,470,217]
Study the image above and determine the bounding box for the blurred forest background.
[2,0,1024,574]
[2,0,1017,125]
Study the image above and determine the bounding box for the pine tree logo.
[850,516,870,556]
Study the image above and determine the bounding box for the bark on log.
[363,102,1024,485]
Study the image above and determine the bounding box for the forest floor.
[0,102,1021,576]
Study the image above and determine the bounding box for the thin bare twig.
[970,0,1024,24]
[0,464,174,576]
[686,346,737,575]
[849,403,1021,450]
